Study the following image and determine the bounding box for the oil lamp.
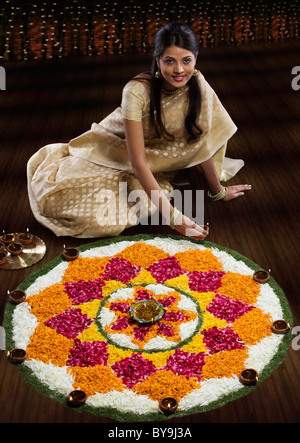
[63,245,79,261]
[159,397,178,415]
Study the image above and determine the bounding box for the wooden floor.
[0,40,300,424]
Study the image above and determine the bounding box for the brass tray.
[0,233,46,270]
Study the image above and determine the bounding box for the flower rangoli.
[4,235,292,421]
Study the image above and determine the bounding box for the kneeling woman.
[27,23,250,239]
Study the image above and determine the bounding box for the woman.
[27,23,250,239]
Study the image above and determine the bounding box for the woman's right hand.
[174,214,208,240]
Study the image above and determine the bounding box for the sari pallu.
[27,72,244,238]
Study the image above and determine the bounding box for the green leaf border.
[3,234,293,422]
[96,283,203,354]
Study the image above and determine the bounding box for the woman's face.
[157,45,197,91]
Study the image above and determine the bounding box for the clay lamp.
[159,397,178,415]
[253,269,270,284]
[130,299,165,324]
[0,250,8,265]
[239,369,258,386]
[202,222,209,233]
[1,231,14,246]
[7,348,27,364]
[18,228,33,245]
[271,320,291,334]
[8,289,26,305]
[68,390,87,407]
[7,242,23,256]
[63,245,79,261]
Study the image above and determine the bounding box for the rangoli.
[4,235,292,421]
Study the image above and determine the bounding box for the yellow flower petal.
[165,274,190,292]
[102,280,127,298]
[77,323,106,343]
[189,291,216,311]
[142,350,175,368]
[77,299,102,319]
[108,344,134,365]
[201,311,228,331]
[130,268,157,285]
[181,333,207,354]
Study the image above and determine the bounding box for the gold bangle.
[207,186,228,201]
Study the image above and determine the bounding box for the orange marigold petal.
[132,370,200,401]
[69,365,125,396]
[62,257,110,283]
[26,284,72,322]
[174,249,224,272]
[26,323,73,367]
[115,242,169,268]
[220,272,260,305]
[202,348,248,380]
[232,307,273,345]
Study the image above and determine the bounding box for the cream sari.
[27,72,243,238]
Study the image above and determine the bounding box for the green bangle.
[208,186,228,201]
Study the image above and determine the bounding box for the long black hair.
[149,23,202,143]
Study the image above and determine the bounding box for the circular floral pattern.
[98,284,201,351]
[4,235,292,421]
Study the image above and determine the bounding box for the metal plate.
[0,234,46,270]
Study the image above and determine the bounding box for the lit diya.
[159,397,178,415]
[7,242,23,256]
[239,369,258,385]
[7,348,27,364]
[271,320,290,334]
[1,230,14,245]
[8,289,26,305]
[253,269,270,283]
[68,390,87,407]
[63,245,79,261]
[202,222,209,233]
[130,299,165,324]
[0,250,8,265]
[18,228,33,245]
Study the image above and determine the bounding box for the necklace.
[161,87,178,95]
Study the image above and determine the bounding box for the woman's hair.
[149,22,203,143]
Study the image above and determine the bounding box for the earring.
[155,69,162,78]
[193,69,199,76]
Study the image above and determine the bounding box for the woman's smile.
[172,74,186,82]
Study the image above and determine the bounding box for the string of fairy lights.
[0,0,298,61]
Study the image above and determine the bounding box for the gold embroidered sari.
[27,72,243,238]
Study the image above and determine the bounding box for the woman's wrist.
[208,184,223,195]
[165,207,182,228]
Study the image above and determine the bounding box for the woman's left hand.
[223,184,252,201]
